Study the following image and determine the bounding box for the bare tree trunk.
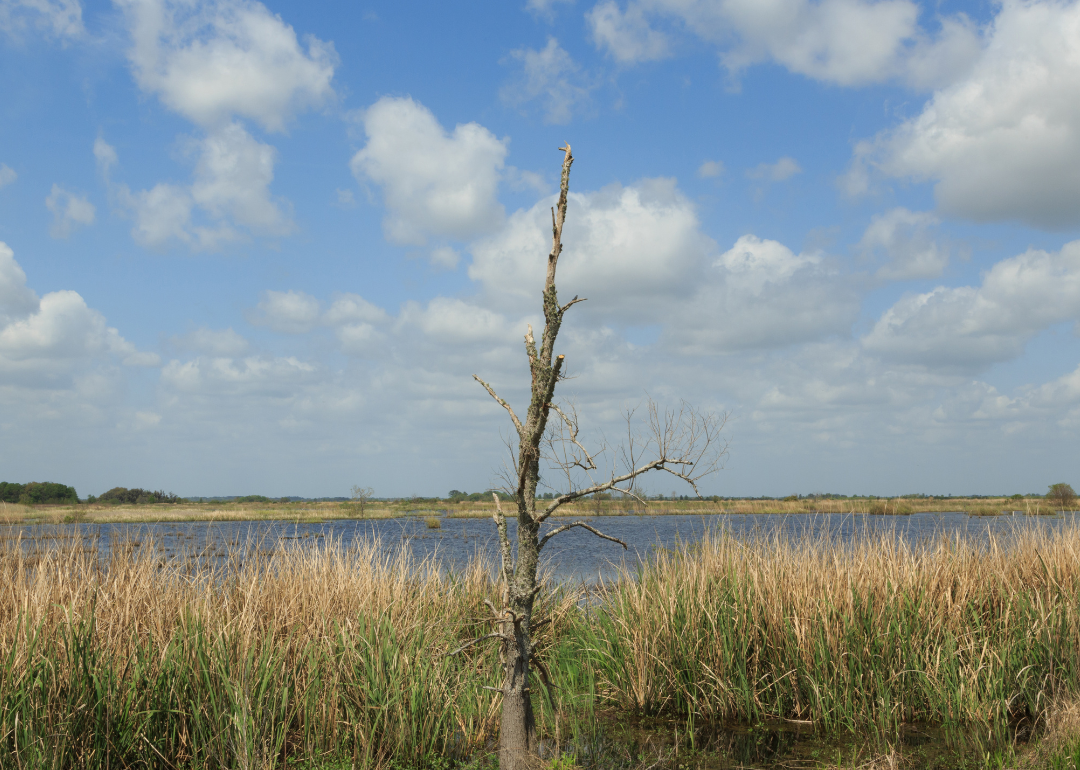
[472,145,725,770]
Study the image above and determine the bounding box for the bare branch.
[474,375,523,437]
[560,296,586,313]
[538,458,668,522]
[545,145,573,291]
[547,403,598,472]
[492,493,514,589]
[445,632,514,658]
[539,520,628,552]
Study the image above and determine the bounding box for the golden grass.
[587,521,1080,733]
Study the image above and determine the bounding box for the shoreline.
[1,496,1075,526]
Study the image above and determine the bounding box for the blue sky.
[2,0,1080,498]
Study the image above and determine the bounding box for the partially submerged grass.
[584,523,1080,743]
[3,523,1080,767]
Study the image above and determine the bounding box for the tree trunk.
[499,634,536,770]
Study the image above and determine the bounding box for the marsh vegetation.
[3,522,1080,768]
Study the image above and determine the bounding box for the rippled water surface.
[6,510,1079,584]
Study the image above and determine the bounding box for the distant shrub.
[1047,483,1077,510]
[97,488,181,505]
[3,481,78,505]
[868,500,914,515]
[235,495,272,503]
[424,516,442,529]
[0,482,24,503]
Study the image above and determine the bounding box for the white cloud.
[350,96,507,246]
[0,0,83,39]
[113,124,291,250]
[248,289,321,334]
[853,0,1080,228]
[858,208,948,281]
[116,0,336,131]
[93,138,117,179]
[335,188,355,206]
[190,121,291,234]
[502,37,593,125]
[669,234,858,353]
[747,156,801,182]
[45,184,95,238]
[323,294,389,326]
[0,241,39,327]
[161,354,318,397]
[171,326,249,356]
[430,246,460,270]
[586,0,980,88]
[470,178,712,322]
[0,242,158,388]
[862,239,1080,370]
[400,297,517,346]
[0,164,16,188]
[697,160,724,179]
[120,181,197,249]
[587,0,670,64]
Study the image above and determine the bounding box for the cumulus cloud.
[0,0,83,39]
[350,96,507,246]
[851,0,1080,228]
[107,0,330,252]
[248,289,322,334]
[862,239,1080,370]
[586,0,980,88]
[116,0,336,131]
[161,354,317,397]
[0,163,16,188]
[858,207,948,281]
[669,234,859,353]
[470,178,712,322]
[246,290,392,347]
[112,123,292,250]
[502,37,594,124]
[587,0,669,64]
[45,184,95,238]
[190,122,291,234]
[0,241,158,388]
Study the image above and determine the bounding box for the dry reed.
[585,522,1080,740]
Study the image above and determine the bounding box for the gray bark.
[473,145,725,770]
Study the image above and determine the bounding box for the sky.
[2,0,1080,499]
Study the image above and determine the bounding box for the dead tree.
[471,144,726,770]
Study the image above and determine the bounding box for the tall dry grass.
[584,522,1080,741]
[5,523,1080,768]
[0,533,583,769]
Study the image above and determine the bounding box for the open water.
[5,510,1079,584]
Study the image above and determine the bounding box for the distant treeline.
[0,481,78,505]
[90,488,183,505]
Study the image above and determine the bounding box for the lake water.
[6,510,1079,584]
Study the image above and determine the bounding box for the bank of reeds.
[4,524,1080,767]
[0,534,584,769]
[584,523,1080,742]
